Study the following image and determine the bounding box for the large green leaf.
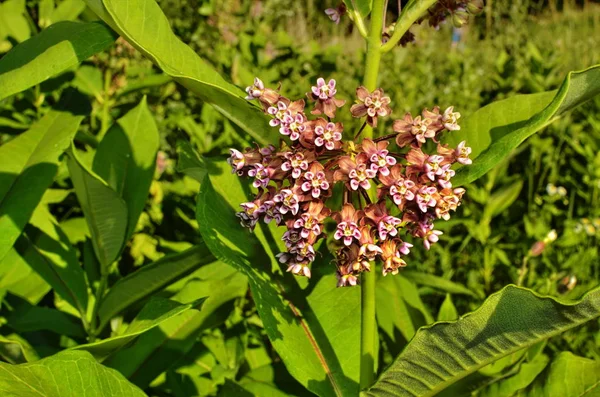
[343,0,372,18]
[74,297,202,360]
[67,145,128,270]
[363,285,600,397]
[7,304,85,338]
[0,0,30,46]
[83,0,275,145]
[0,21,117,101]
[446,65,600,186]
[523,352,600,397]
[0,109,84,262]
[97,244,215,332]
[93,97,159,241]
[175,140,208,183]
[0,247,51,304]
[104,274,247,387]
[0,350,147,397]
[196,159,361,397]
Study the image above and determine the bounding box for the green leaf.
[478,354,549,397]
[0,247,51,304]
[437,294,458,322]
[0,350,147,397]
[196,159,361,397]
[0,0,30,45]
[24,207,89,317]
[401,270,476,297]
[343,0,372,18]
[74,297,202,360]
[523,352,600,397]
[377,275,432,349]
[51,0,87,23]
[176,139,208,183]
[447,65,600,186]
[72,65,104,99]
[104,274,247,387]
[93,96,160,241]
[482,180,524,221]
[363,285,600,397]
[0,21,117,101]
[67,145,128,270]
[7,304,85,338]
[84,0,275,145]
[0,109,84,262]
[0,334,39,364]
[97,244,216,332]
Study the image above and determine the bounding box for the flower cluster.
[232,77,471,286]
[426,0,484,29]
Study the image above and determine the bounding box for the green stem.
[381,0,437,53]
[360,269,377,389]
[89,273,109,341]
[362,0,385,140]
[360,0,386,390]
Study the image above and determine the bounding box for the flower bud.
[529,241,545,257]
[452,10,469,28]
[467,0,484,15]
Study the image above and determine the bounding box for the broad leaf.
[176,139,208,183]
[104,274,247,387]
[482,180,524,221]
[23,207,89,317]
[523,352,600,396]
[437,294,458,322]
[97,244,215,332]
[0,21,117,101]
[84,0,275,145]
[377,274,432,351]
[93,96,159,241]
[0,334,39,364]
[0,109,84,262]
[74,297,202,359]
[401,270,476,297]
[0,0,30,46]
[0,247,51,304]
[363,285,600,397]
[447,65,600,185]
[478,354,549,397]
[343,0,372,18]
[67,145,128,270]
[7,304,85,338]
[196,158,361,397]
[0,350,147,396]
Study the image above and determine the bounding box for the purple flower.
[398,241,413,255]
[425,155,445,181]
[437,164,455,189]
[273,189,300,215]
[416,186,438,212]
[289,240,316,262]
[314,122,343,150]
[389,178,415,206]
[245,77,264,100]
[281,152,309,179]
[262,200,283,225]
[248,163,273,188]
[423,228,443,250]
[334,221,361,246]
[267,101,290,127]
[301,171,330,199]
[443,106,461,131]
[377,215,402,241]
[294,214,322,238]
[325,8,342,24]
[311,78,337,100]
[280,113,306,141]
[455,140,472,165]
[227,149,245,173]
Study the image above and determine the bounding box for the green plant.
[0,1,599,396]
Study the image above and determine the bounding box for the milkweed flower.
[234,77,472,286]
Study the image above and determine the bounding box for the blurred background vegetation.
[1,0,600,394]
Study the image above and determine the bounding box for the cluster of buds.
[232,77,471,286]
[426,0,484,29]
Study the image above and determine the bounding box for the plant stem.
[89,273,109,341]
[360,0,386,390]
[362,0,385,140]
[381,0,437,53]
[360,269,377,389]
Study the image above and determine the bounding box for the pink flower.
[416,186,438,212]
[300,162,330,199]
[443,106,461,131]
[314,120,343,150]
[333,204,362,246]
[262,200,283,225]
[312,78,337,100]
[351,86,392,128]
[455,140,472,165]
[377,215,402,241]
[362,139,397,177]
[335,154,376,191]
[248,163,273,188]
[273,189,300,215]
[437,164,455,189]
[281,152,310,178]
[281,113,307,141]
[425,155,445,181]
[245,77,265,100]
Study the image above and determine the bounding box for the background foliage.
[0,0,599,396]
